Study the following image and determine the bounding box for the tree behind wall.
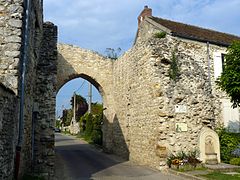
[61,109,73,126]
[79,103,103,145]
[70,94,88,121]
[217,41,240,108]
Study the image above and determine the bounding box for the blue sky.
[43,0,240,117]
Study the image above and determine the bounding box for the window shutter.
[213,52,223,79]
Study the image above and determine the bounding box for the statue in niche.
[205,136,215,154]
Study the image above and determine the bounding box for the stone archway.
[56,44,115,151]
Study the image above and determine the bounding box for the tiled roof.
[149,16,240,46]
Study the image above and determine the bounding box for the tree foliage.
[218,128,240,163]
[71,94,88,121]
[55,119,61,128]
[91,102,103,115]
[217,41,240,108]
[61,109,73,126]
[79,103,103,145]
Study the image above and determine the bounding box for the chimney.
[138,5,152,27]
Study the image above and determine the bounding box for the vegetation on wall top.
[153,31,166,39]
[105,47,121,60]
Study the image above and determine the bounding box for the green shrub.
[216,41,240,108]
[91,130,102,145]
[218,129,240,163]
[153,31,166,38]
[85,113,93,137]
[229,158,240,166]
[78,112,103,146]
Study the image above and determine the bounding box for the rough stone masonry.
[1,2,240,180]
[0,0,57,179]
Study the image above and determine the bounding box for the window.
[213,52,226,79]
[221,53,225,72]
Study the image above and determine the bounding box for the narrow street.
[54,133,186,180]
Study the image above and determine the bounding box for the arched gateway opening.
[56,78,102,135]
[56,44,116,152]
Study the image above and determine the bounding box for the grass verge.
[199,171,240,180]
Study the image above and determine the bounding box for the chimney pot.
[137,6,152,27]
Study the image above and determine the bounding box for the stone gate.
[57,44,116,154]
[1,1,240,180]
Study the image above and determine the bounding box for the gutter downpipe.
[15,0,31,179]
[207,42,212,94]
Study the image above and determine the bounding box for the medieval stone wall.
[138,17,230,127]
[33,22,57,179]
[113,41,160,163]
[0,1,23,177]
[0,0,24,93]
[0,84,18,180]
[18,0,44,177]
[112,23,229,169]
[0,0,45,178]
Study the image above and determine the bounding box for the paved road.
[54,133,186,180]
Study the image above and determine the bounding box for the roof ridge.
[151,16,240,39]
[149,16,240,46]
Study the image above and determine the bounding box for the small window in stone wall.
[213,52,226,79]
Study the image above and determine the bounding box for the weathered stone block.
[5,35,21,43]
[5,50,20,57]
[8,18,22,27]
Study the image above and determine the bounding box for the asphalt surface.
[54,133,187,180]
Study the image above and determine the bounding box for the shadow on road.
[54,134,187,180]
[54,134,124,179]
